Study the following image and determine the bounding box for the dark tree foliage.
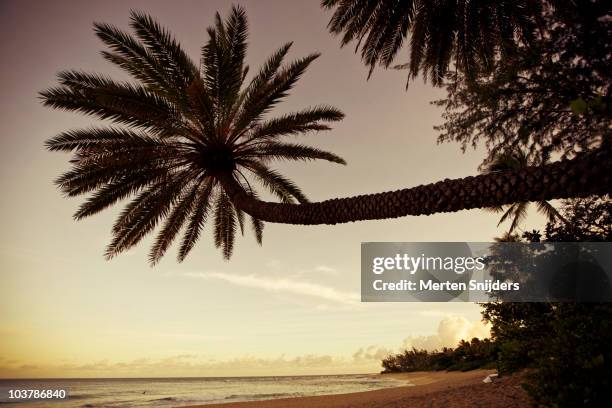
[381,338,498,373]
[435,0,611,165]
[522,303,612,407]
[543,197,612,241]
[481,195,612,407]
[322,0,543,86]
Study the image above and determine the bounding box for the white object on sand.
[483,373,499,383]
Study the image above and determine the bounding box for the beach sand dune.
[181,369,530,408]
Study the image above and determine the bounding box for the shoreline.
[181,369,530,408]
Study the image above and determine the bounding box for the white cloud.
[352,346,393,362]
[314,265,337,274]
[184,271,359,306]
[401,315,490,351]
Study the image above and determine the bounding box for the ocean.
[0,375,408,407]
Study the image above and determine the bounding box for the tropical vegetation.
[381,338,497,373]
[435,0,610,165]
[323,0,544,86]
[481,196,612,407]
[42,3,611,262]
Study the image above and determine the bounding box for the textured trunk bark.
[219,147,612,225]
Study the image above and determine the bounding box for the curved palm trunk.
[219,147,612,225]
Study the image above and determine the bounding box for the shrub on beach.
[381,337,498,373]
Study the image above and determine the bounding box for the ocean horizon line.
[0,372,378,381]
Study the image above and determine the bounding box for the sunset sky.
[0,0,547,378]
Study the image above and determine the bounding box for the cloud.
[184,271,359,306]
[314,265,337,274]
[0,315,491,378]
[352,315,491,365]
[401,315,490,351]
[352,346,393,362]
[1,353,380,378]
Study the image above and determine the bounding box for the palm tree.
[322,0,543,85]
[43,7,612,263]
[42,7,345,263]
[482,149,566,233]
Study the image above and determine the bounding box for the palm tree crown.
[42,6,345,263]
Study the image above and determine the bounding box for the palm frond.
[213,190,237,259]
[94,22,175,95]
[497,204,516,227]
[239,106,344,143]
[250,215,264,245]
[186,78,216,140]
[106,174,190,259]
[242,185,265,244]
[73,168,169,219]
[244,161,309,204]
[55,163,155,197]
[230,42,292,138]
[235,206,245,235]
[498,202,529,233]
[177,179,214,261]
[149,181,202,265]
[129,10,197,95]
[46,127,169,152]
[232,53,320,139]
[535,201,566,224]
[201,6,249,128]
[244,142,346,165]
[40,71,182,135]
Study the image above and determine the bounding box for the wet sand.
[181,369,530,408]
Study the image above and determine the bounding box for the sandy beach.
[181,369,530,408]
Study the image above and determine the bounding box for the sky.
[0,0,547,378]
